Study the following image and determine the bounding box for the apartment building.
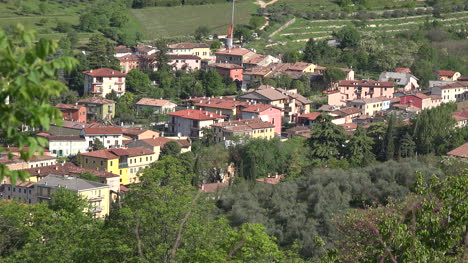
[347,97,384,116]
[211,119,275,143]
[77,97,116,122]
[47,135,88,157]
[55,104,87,123]
[168,109,226,138]
[431,82,468,103]
[167,43,211,60]
[83,68,127,98]
[135,98,177,114]
[327,80,395,106]
[81,127,123,149]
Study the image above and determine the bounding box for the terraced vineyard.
[271,11,468,43]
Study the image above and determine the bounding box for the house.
[436,70,461,81]
[47,135,88,157]
[167,109,226,138]
[447,142,468,158]
[452,109,468,127]
[330,107,361,124]
[211,119,276,144]
[79,147,155,185]
[118,54,155,73]
[134,45,157,56]
[192,97,247,120]
[0,180,35,204]
[239,85,312,122]
[377,96,391,111]
[77,97,116,122]
[431,82,468,103]
[347,98,383,116]
[215,48,256,66]
[82,68,127,98]
[296,112,322,128]
[242,54,280,69]
[55,104,87,123]
[200,182,229,193]
[168,54,201,71]
[127,137,191,161]
[327,80,395,106]
[35,174,112,218]
[285,126,311,139]
[81,126,123,149]
[0,155,57,170]
[167,43,212,60]
[394,67,411,73]
[115,45,132,57]
[378,72,419,91]
[209,63,243,81]
[399,93,442,110]
[122,128,160,141]
[24,162,120,193]
[135,98,177,114]
[256,175,285,184]
[49,121,105,136]
[338,122,358,135]
[240,103,282,134]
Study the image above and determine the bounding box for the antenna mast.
[226,0,235,49]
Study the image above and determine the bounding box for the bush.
[56,21,73,33]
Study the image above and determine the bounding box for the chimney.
[38,169,40,174]
[90,69,93,73]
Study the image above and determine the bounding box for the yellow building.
[34,174,112,218]
[167,43,212,60]
[79,148,155,185]
[211,119,275,143]
[347,98,383,116]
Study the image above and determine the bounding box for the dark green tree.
[92,138,105,150]
[161,141,181,156]
[86,34,120,70]
[345,126,375,167]
[333,25,361,49]
[381,114,396,161]
[126,69,151,94]
[323,67,346,85]
[398,132,416,159]
[194,26,210,41]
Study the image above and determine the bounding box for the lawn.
[130,0,258,39]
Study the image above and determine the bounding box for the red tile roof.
[437,70,458,77]
[137,137,191,148]
[115,45,132,53]
[84,127,122,135]
[332,107,361,117]
[82,68,127,77]
[195,98,247,110]
[297,112,322,121]
[241,103,275,113]
[447,143,468,158]
[215,48,254,56]
[168,42,209,49]
[168,109,226,120]
[436,82,468,90]
[135,98,176,107]
[25,162,119,178]
[81,147,153,159]
[256,175,284,184]
[211,119,274,132]
[78,97,115,104]
[200,181,229,192]
[47,135,85,141]
[55,104,85,110]
[211,63,243,69]
[452,109,468,121]
[122,128,159,137]
[394,67,411,73]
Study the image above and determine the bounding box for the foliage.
[249,15,266,30]
[91,138,105,151]
[161,141,181,156]
[333,25,361,49]
[194,26,209,41]
[334,171,467,262]
[0,25,77,183]
[126,69,152,94]
[79,172,100,182]
[345,126,375,167]
[85,34,120,70]
[323,67,346,84]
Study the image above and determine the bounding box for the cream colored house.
[83,68,127,98]
[431,82,468,103]
[436,70,461,81]
[347,98,383,116]
[167,43,212,60]
[34,174,112,218]
[211,119,276,144]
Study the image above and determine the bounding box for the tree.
[398,132,416,159]
[86,34,120,70]
[345,126,375,167]
[92,138,105,150]
[194,26,210,41]
[79,172,100,182]
[233,24,252,43]
[210,40,222,51]
[0,25,77,183]
[334,172,467,262]
[303,38,319,63]
[202,70,224,96]
[200,127,217,147]
[282,50,301,63]
[333,25,361,49]
[307,114,348,166]
[323,67,346,85]
[161,141,181,156]
[48,188,91,216]
[126,69,151,94]
[381,114,396,161]
[249,16,265,30]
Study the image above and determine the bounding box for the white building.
[379,72,419,91]
[81,127,123,149]
[167,109,225,138]
[431,82,468,103]
[82,68,127,98]
[47,135,88,157]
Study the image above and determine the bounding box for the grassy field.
[130,1,258,39]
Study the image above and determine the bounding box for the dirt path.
[256,0,279,9]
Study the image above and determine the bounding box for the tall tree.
[126,69,151,94]
[86,34,120,70]
[333,25,361,49]
[381,114,396,161]
[161,141,181,156]
[307,114,348,166]
[398,132,416,159]
[0,25,77,183]
[345,126,375,167]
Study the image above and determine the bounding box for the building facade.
[77,97,116,122]
[82,68,127,98]
[81,127,123,149]
[55,104,87,123]
[168,109,226,138]
[47,135,88,157]
[167,43,211,60]
[431,82,468,103]
[327,80,395,106]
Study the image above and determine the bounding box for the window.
[150,156,152,161]
[86,158,88,164]
[130,159,132,164]
[110,161,113,166]
[146,157,148,161]
[24,189,26,194]
[13,188,15,192]
[140,158,142,162]
[119,170,122,175]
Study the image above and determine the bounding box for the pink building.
[210,63,243,81]
[399,93,442,110]
[327,80,395,106]
[241,104,282,134]
[168,54,201,71]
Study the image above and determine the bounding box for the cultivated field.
[129,1,258,39]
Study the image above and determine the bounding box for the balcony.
[89,206,102,213]
[89,196,104,201]
[119,162,128,169]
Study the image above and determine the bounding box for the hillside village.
[0,0,467,261]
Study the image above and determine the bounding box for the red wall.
[399,95,422,109]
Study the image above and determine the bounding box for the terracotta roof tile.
[215,48,254,56]
[297,112,322,121]
[82,68,127,77]
[210,63,243,69]
[25,162,119,178]
[437,70,458,77]
[200,182,229,192]
[136,98,176,107]
[447,143,468,158]
[241,103,275,113]
[168,109,226,120]
[195,98,247,110]
[84,127,122,135]
[339,80,394,87]
[78,97,115,104]
[55,104,85,110]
